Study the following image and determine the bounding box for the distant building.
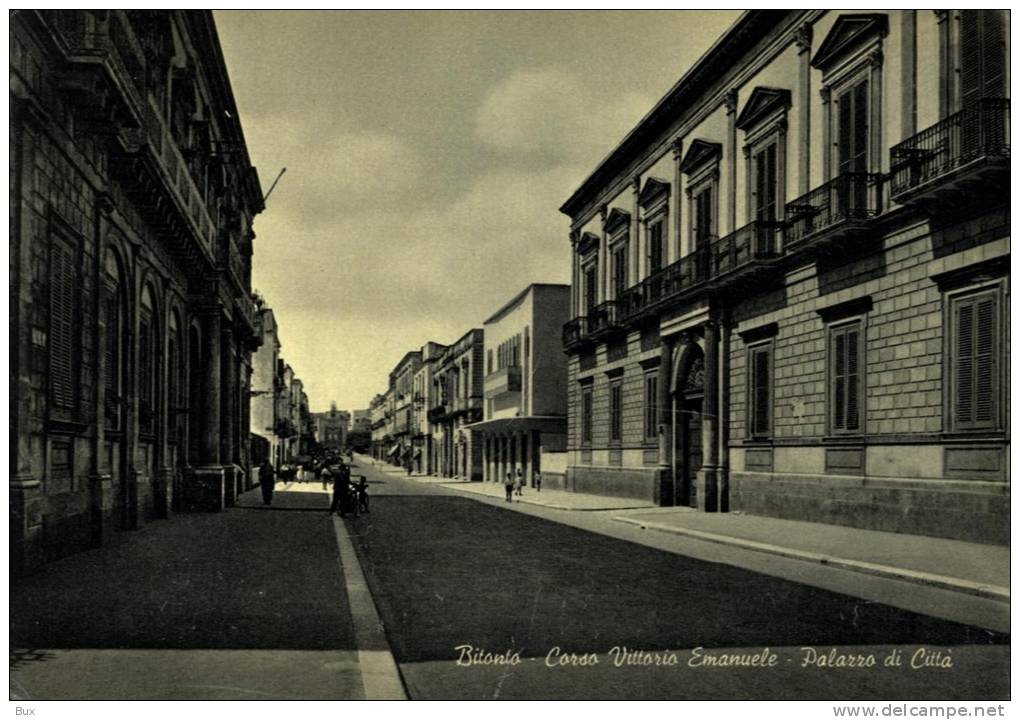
[351,409,371,434]
[412,342,448,474]
[431,329,485,480]
[471,284,570,488]
[314,403,349,451]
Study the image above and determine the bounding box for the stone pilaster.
[697,320,720,512]
[657,337,675,506]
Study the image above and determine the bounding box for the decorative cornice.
[794,22,813,53]
[679,139,723,175]
[637,177,671,209]
[604,208,632,236]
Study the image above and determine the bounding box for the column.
[901,11,917,143]
[220,324,236,507]
[630,177,641,285]
[718,320,731,513]
[724,90,738,236]
[795,22,812,195]
[657,337,674,505]
[598,204,608,304]
[698,321,720,512]
[190,307,225,512]
[671,139,684,261]
[570,230,579,317]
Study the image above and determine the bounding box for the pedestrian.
[503,471,514,503]
[329,462,352,516]
[321,464,332,492]
[515,468,524,498]
[258,460,276,506]
[535,471,542,493]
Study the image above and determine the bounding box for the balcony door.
[835,79,870,219]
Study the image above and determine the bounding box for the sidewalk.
[610,509,1009,602]
[446,479,656,511]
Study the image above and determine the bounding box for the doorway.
[673,347,705,508]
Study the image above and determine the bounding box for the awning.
[463,416,567,435]
[387,444,401,457]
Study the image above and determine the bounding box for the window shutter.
[753,347,770,436]
[955,293,997,429]
[49,240,76,410]
[974,297,995,423]
[833,331,847,430]
[852,81,869,172]
[846,326,860,430]
[837,91,853,174]
[955,301,975,424]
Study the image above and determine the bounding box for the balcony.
[427,405,447,424]
[588,301,626,340]
[890,98,1010,206]
[620,248,710,321]
[704,220,783,289]
[784,172,883,254]
[51,11,147,126]
[485,365,522,399]
[563,316,592,352]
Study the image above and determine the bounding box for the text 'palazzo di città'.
[560,10,1008,543]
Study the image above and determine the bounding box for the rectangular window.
[959,10,1006,106]
[584,263,598,314]
[612,242,628,299]
[609,379,623,442]
[829,322,863,433]
[581,386,593,445]
[693,185,714,247]
[837,79,869,175]
[49,237,77,412]
[747,343,772,438]
[643,372,658,441]
[647,221,664,274]
[753,143,778,221]
[487,349,493,374]
[950,288,999,431]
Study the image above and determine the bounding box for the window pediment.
[604,208,632,236]
[811,14,888,72]
[735,87,791,132]
[637,177,670,209]
[679,139,723,175]
[576,231,600,255]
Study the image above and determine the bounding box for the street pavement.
[9,459,1011,700]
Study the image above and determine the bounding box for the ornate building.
[430,329,485,481]
[561,10,1008,543]
[11,11,265,573]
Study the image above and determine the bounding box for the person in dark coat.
[329,462,352,516]
[259,460,276,506]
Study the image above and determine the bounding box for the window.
[612,240,628,299]
[747,343,772,438]
[692,185,714,247]
[949,287,1000,431]
[829,321,863,434]
[753,142,778,221]
[49,236,78,414]
[487,349,493,374]
[609,379,623,443]
[959,10,1006,107]
[584,262,598,314]
[103,261,124,432]
[836,79,869,175]
[581,386,593,445]
[643,372,658,441]
[647,220,664,274]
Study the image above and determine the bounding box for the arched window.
[139,285,158,438]
[167,309,182,444]
[103,249,125,432]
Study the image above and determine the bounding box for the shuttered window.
[648,221,664,274]
[830,322,863,433]
[747,343,772,438]
[693,185,714,246]
[581,387,593,445]
[754,142,778,222]
[643,372,658,441]
[584,263,598,314]
[952,290,998,431]
[49,238,77,412]
[609,379,623,442]
[837,79,869,175]
[613,241,628,299]
[959,10,1006,106]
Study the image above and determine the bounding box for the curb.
[442,484,653,512]
[610,516,1010,603]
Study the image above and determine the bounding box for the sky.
[214,10,742,413]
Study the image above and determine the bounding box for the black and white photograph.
[8,8,1010,707]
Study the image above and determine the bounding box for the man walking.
[259,460,276,506]
[504,471,514,503]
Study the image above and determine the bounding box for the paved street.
[10,459,1009,700]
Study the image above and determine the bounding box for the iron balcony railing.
[563,316,590,349]
[784,172,883,249]
[890,97,1010,199]
[705,219,783,280]
[619,242,713,319]
[427,405,447,424]
[587,300,624,337]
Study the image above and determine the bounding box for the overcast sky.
[214,10,741,413]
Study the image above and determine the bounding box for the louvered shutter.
[752,346,771,436]
[955,292,997,429]
[846,327,860,430]
[833,331,847,430]
[49,240,76,410]
[831,324,862,433]
[960,11,1005,107]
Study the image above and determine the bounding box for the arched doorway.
[673,343,705,508]
[187,323,202,469]
[102,248,130,530]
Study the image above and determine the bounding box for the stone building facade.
[430,329,485,480]
[313,403,349,452]
[11,10,265,573]
[412,342,448,474]
[561,10,1008,543]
